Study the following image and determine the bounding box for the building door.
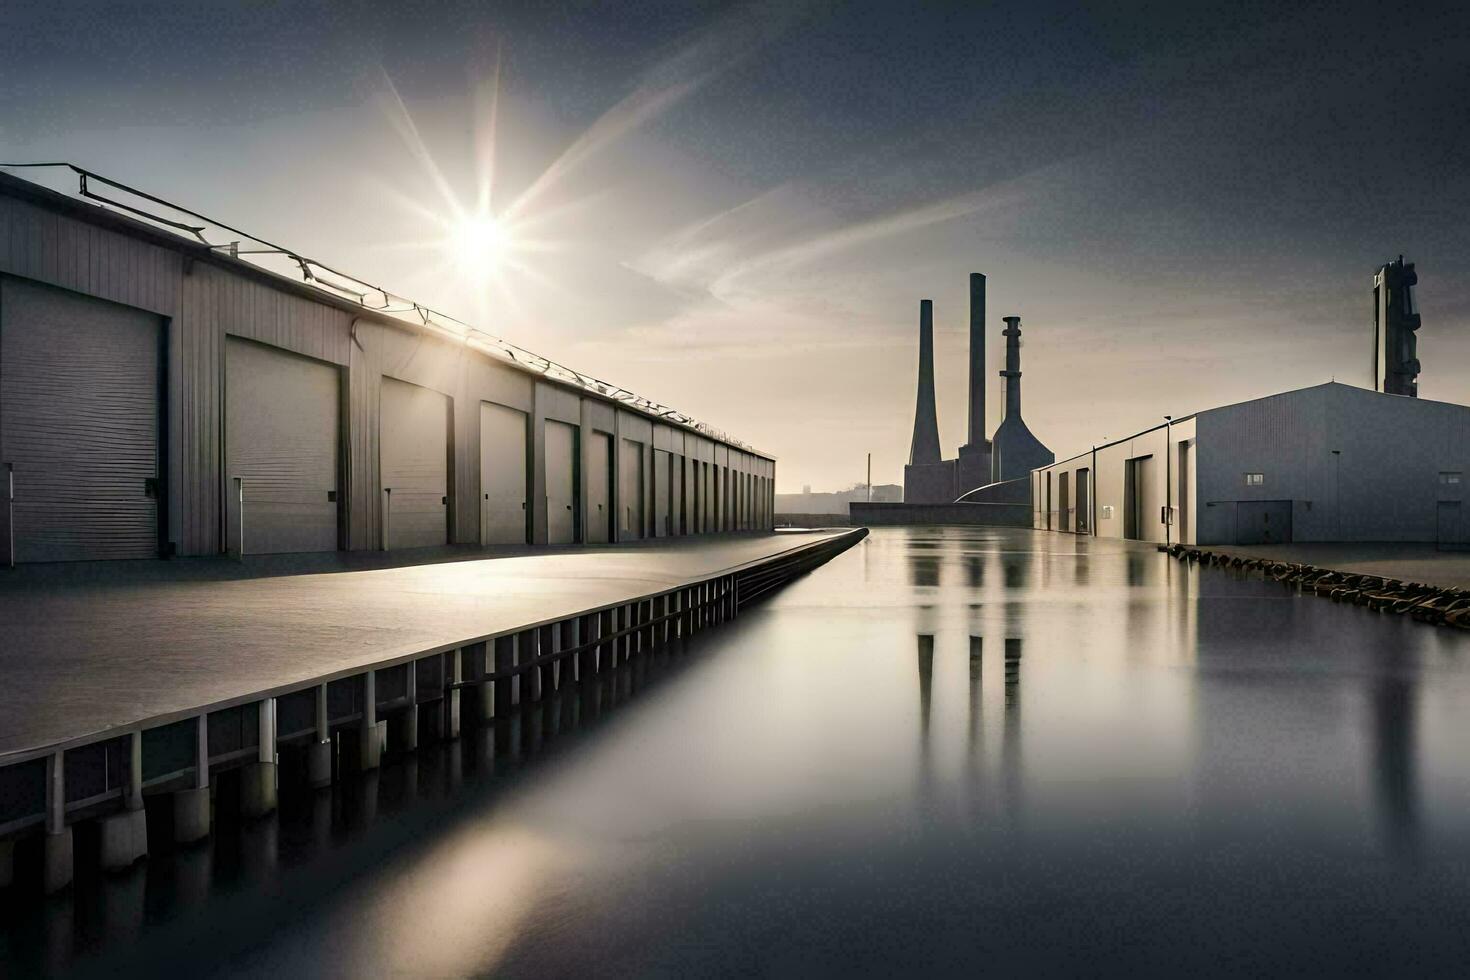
[672,455,685,534]
[545,420,579,545]
[1076,468,1090,534]
[1437,501,1467,551]
[380,377,449,550]
[693,461,703,532]
[587,432,612,544]
[619,438,644,540]
[0,277,161,563]
[1237,500,1292,545]
[1062,472,1072,531]
[225,337,340,555]
[1124,455,1154,541]
[1177,441,1193,545]
[479,402,528,545]
[654,450,670,536]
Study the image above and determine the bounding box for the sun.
[447,212,511,280]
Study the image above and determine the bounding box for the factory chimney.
[1001,315,1022,418]
[954,274,993,495]
[989,314,1054,484]
[967,273,986,446]
[908,299,943,465]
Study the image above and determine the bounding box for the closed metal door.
[545,419,578,544]
[654,450,670,536]
[0,277,160,563]
[1058,471,1071,532]
[1237,500,1293,545]
[479,402,528,545]
[619,438,644,540]
[1075,468,1090,534]
[587,431,611,544]
[1438,501,1467,551]
[225,337,340,555]
[671,454,685,535]
[380,377,449,549]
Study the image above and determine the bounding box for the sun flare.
[448,212,511,280]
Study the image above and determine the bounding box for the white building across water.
[1032,382,1469,548]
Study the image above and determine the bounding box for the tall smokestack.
[1000,315,1022,419]
[908,299,942,465]
[990,313,1055,484]
[968,273,986,447]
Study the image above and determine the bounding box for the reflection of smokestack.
[968,274,986,447]
[917,634,935,733]
[909,300,942,464]
[1000,315,1022,420]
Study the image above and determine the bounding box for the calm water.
[9,526,1470,977]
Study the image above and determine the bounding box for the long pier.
[0,528,865,893]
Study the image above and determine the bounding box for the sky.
[2,0,1468,491]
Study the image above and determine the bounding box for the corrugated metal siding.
[379,376,450,549]
[0,277,161,561]
[0,187,772,557]
[225,337,340,554]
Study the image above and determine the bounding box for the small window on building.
[1440,472,1462,485]
[1101,505,1114,519]
[1244,473,1264,486]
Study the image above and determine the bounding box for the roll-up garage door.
[381,377,449,549]
[545,419,578,545]
[0,277,161,563]
[479,401,528,545]
[225,337,340,555]
[587,432,612,544]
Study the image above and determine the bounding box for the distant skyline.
[4,0,1468,491]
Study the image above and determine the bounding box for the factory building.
[903,272,1053,504]
[0,171,774,565]
[1032,381,1470,548]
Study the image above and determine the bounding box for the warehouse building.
[1032,382,1469,548]
[0,171,774,564]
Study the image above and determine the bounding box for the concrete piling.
[448,649,464,740]
[43,751,72,894]
[476,645,497,721]
[308,683,333,788]
[240,698,277,818]
[101,731,147,870]
[173,715,211,845]
[359,670,382,772]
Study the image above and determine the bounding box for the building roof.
[0,166,772,460]
[1037,381,1470,472]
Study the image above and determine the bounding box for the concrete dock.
[0,528,864,890]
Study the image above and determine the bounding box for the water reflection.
[9,527,1470,977]
[1372,668,1419,855]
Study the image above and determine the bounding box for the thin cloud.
[505,0,814,222]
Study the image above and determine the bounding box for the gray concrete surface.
[0,531,852,762]
[1224,542,1470,590]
